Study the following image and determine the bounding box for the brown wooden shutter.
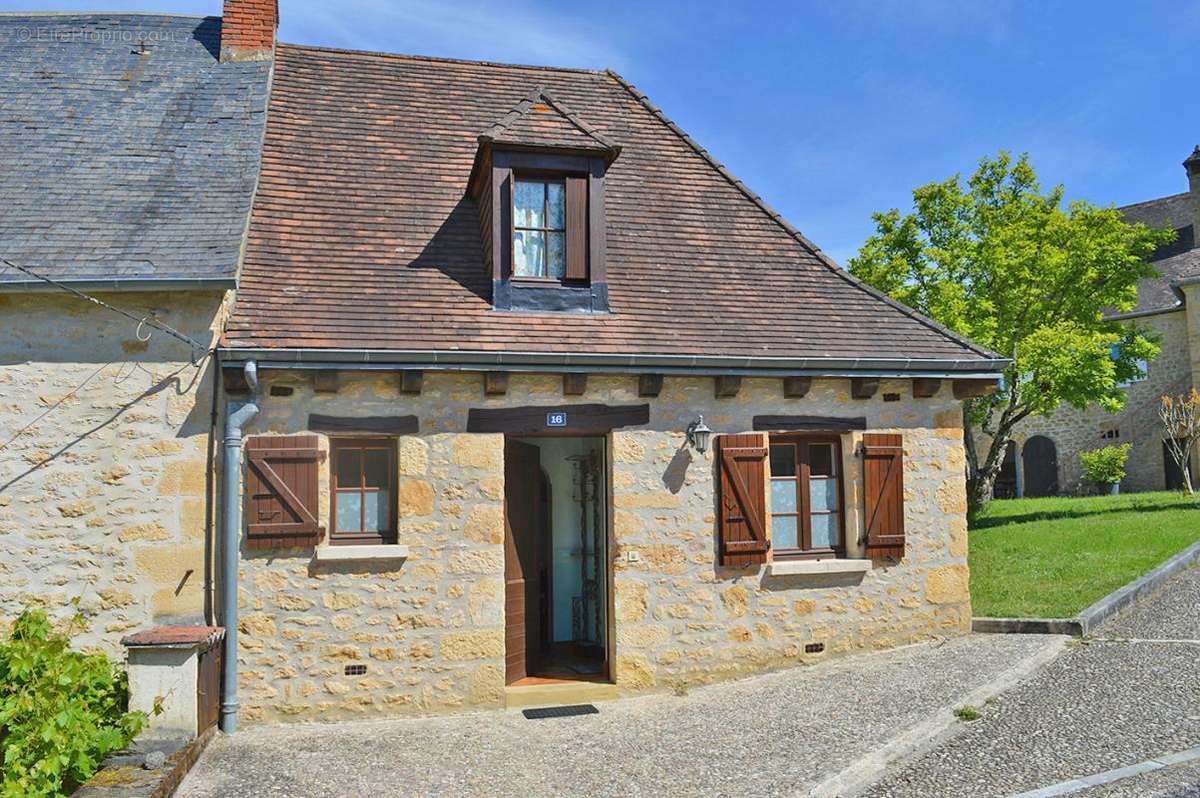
[717,433,769,567]
[862,433,905,559]
[244,435,324,549]
[565,175,588,281]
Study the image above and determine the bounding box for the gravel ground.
[176,634,1052,798]
[863,568,1200,798]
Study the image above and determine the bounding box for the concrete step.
[503,681,619,709]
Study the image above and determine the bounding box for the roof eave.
[217,346,1009,379]
[0,277,236,294]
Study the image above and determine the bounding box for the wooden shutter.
[717,433,769,567]
[565,175,588,281]
[244,435,324,550]
[862,433,905,559]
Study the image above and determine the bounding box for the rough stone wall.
[0,291,227,654]
[235,371,970,725]
[977,310,1191,494]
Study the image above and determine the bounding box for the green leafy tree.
[0,606,147,797]
[849,152,1172,511]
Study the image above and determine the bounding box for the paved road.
[176,634,1054,798]
[863,566,1200,798]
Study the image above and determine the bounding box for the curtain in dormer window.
[513,179,566,278]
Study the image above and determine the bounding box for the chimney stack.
[1185,145,1200,242]
[220,0,278,62]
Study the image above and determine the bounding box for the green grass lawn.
[969,491,1200,618]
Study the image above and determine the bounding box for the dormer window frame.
[474,147,611,313]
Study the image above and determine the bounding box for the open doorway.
[504,436,609,685]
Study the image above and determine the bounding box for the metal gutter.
[1104,303,1184,321]
[0,277,236,293]
[217,347,1008,378]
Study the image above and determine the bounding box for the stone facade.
[234,370,971,725]
[0,291,227,653]
[979,308,1193,495]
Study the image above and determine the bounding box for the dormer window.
[468,86,621,313]
[513,178,566,279]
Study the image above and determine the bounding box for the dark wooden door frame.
[504,432,613,683]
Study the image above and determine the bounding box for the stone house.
[210,8,1005,728]
[984,148,1200,497]
[1,0,1007,732]
[0,11,270,652]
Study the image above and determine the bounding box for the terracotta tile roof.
[122,625,224,649]
[479,87,617,154]
[223,45,1001,369]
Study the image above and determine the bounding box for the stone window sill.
[312,544,410,564]
[766,558,871,577]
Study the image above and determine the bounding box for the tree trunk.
[968,424,1014,514]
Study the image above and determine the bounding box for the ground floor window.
[331,437,397,545]
[768,435,844,558]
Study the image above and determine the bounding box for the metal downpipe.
[219,360,258,733]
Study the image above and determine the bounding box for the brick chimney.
[220,0,278,62]
[1185,145,1200,242]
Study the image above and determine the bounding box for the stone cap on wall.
[122,626,225,652]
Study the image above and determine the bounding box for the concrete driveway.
[864,567,1200,798]
[176,633,1056,798]
[177,568,1200,798]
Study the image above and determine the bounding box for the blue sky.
[9,0,1200,263]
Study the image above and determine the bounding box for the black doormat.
[522,704,599,720]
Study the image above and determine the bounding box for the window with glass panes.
[331,438,396,545]
[512,178,566,278]
[768,435,844,557]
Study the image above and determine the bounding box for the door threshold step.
[504,680,619,709]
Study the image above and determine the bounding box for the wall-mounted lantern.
[686,415,713,455]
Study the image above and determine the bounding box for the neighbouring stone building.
[212,25,1004,727]
[0,12,270,652]
[981,148,1200,497]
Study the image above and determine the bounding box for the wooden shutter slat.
[717,433,769,567]
[565,175,588,281]
[863,433,905,559]
[244,435,324,550]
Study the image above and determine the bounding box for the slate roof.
[0,14,270,288]
[223,45,1004,370]
[1117,191,1198,315]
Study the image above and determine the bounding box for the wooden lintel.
[753,415,867,432]
[222,365,250,395]
[714,375,742,398]
[308,414,419,435]
[850,377,879,400]
[399,370,423,395]
[484,372,509,396]
[563,373,588,396]
[638,373,663,398]
[313,370,340,394]
[467,403,650,434]
[911,378,942,398]
[952,379,998,399]
[782,376,812,399]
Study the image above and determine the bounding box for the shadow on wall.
[0,357,211,494]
